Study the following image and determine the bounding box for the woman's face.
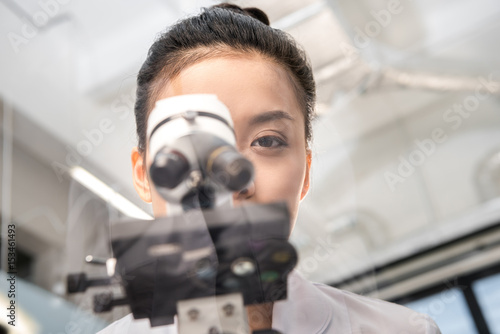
[131,54,311,230]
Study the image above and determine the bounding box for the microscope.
[67,94,297,334]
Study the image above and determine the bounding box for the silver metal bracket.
[177,293,249,334]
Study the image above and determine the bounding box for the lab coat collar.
[272,271,334,334]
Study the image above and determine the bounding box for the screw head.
[187,308,199,321]
[222,303,234,317]
[208,327,220,334]
[187,170,202,188]
[183,110,198,122]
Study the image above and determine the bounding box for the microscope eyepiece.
[150,148,190,189]
[146,94,255,209]
[208,147,254,192]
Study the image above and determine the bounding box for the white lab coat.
[98,271,440,334]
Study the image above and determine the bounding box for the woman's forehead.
[156,55,303,124]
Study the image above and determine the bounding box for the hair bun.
[242,7,270,26]
[211,3,270,26]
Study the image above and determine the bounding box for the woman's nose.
[233,181,255,202]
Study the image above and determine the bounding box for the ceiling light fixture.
[70,166,153,220]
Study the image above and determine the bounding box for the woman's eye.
[251,136,287,148]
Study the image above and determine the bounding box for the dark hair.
[134,3,316,154]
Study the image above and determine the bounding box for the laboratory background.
[1,0,500,333]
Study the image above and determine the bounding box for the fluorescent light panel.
[70,166,153,220]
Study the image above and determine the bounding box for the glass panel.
[404,288,478,334]
[473,272,500,334]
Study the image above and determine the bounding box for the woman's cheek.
[252,158,303,231]
[253,155,304,206]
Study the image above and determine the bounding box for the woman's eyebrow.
[248,110,294,126]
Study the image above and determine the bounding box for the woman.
[100,4,440,333]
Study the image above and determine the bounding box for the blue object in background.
[404,287,478,334]
[473,272,500,334]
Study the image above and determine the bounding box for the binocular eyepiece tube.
[147,94,254,210]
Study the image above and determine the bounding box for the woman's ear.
[131,146,152,203]
[300,149,312,201]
